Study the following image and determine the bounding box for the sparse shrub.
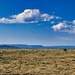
[63,49,67,51]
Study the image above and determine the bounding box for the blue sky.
[0,0,75,46]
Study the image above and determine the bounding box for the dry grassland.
[0,49,75,75]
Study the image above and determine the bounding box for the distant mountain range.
[0,44,75,49]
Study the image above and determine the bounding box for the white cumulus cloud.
[0,9,60,23]
[52,22,68,31]
[52,21,75,33]
[41,14,54,21]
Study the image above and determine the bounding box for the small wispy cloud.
[55,16,61,19]
[37,24,42,26]
[57,36,75,40]
[0,9,61,24]
[72,20,75,24]
[51,21,55,24]
[52,21,75,33]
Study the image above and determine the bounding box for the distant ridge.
[0,44,75,49]
[0,45,19,49]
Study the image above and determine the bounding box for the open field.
[0,49,75,75]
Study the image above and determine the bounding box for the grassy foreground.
[0,49,75,75]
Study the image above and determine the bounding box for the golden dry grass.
[0,49,75,75]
